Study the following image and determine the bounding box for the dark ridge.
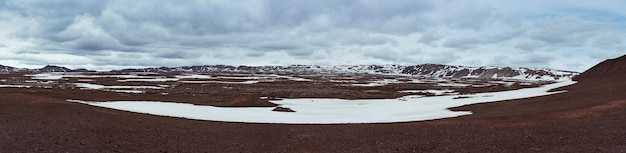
[37,65,72,72]
[34,65,96,72]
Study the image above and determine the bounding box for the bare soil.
[1,72,625,152]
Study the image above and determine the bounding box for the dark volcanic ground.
[2,56,626,152]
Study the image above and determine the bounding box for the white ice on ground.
[73,83,164,90]
[348,82,387,87]
[68,80,576,124]
[399,89,456,95]
[117,78,180,82]
[329,80,358,83]
[346,79,403,87]
[109,90,145,94]
[277,75,313,82]
[175,74,212,79]
[178,80,260,84]
[210,74,313,82]
[27,73,157,80]
[0,85,32,88]
[490,81,516,86]
[436,83,471,87]
[27,73,64,80]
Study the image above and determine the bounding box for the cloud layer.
[0,0,624,71]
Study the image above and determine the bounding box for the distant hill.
[0,65,20,72]
[0,65,94,73]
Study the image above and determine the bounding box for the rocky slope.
[574,55,626,81]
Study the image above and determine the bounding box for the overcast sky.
[0,0,624,71]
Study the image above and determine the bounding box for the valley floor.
[1,73,625,152]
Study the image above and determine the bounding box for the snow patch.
[73,83,164,90]
[69,80,576,124]
[175,74,212,79]
[117,78,180,82]
[179,80,260,84]
[0,85,32,88]
[400,89,456,96]
[27,73,157,80]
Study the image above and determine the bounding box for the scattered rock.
[272,106,295,112]
[453,96,472,99]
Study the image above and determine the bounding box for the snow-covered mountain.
[114,64,578,81]
[0,64,578,81]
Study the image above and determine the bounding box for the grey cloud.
[5,1,106,16]
[333,31,398,46]
[442,37,483,50]
[6,1,107,36]
[1,0,625,71]
[104,0,434,36]
[491,52,554,67]
[3,0,431,62]
[483,28,524,44]
[286,49,315,57]
[71,39,116,51]
[441,1,495,30]
[489,55,509,66]
[589,50,622,60]
[592,34,623,49]
[363,49,458,65]
[428,51,460,64]
[418,30,442,45]
[564,63,583,70]
[245,51,265,57]
[311,0,434,34]
[110,52,145,60]
[514,38,545,51]
[254,44,301,52]
[529,16,606,46]
[511,53,554,66]
[153,50,204,59]
[363,49,405,61]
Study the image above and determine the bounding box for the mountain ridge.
[0,65,95,73]
[0,63,578,81]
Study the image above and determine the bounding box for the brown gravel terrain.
[1,57,626,152]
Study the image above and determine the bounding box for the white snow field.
[0,85,32,88]
[73,83,163,93]
[68,80,576,124]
